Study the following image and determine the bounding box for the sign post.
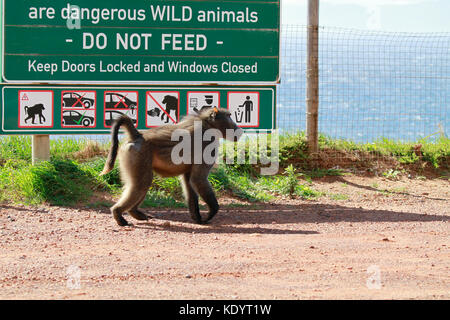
[32,135,50,164]
[306,0,319,154]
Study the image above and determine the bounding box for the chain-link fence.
[278,25,449,143]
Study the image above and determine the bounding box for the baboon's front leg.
[182,172,202,223]
[189,166,219,223]
[128,192,151,221]
[129,208,148,221]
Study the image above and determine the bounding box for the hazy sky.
[282,0,450,32]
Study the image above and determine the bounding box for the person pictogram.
[228,92,259,128]
[240,96,253,123]
[188,93,219,115]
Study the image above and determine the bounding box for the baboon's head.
[162,95,176,106]
[203,107,243,142]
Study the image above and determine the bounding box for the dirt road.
[0,175,448,299]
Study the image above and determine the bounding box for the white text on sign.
[28,5,259,25]
[82,33,207,51]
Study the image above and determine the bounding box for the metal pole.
[32,135,50,165]
[306,0,319,154]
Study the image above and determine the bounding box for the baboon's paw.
[205,216,215,223]
[129,210,149,221]
[193,217,207,225]
[190,215,203,225]
[115,216,130,227]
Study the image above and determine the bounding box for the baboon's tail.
[100,115,142,175]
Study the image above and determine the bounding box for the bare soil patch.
[0,175,448,299]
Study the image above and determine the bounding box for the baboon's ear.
[210,107,218,121]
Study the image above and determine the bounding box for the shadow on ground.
[2,201,447,236]
[313,176,448,201]
[127,201,449,235]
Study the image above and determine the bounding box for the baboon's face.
[207,108,243,142]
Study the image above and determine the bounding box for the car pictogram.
[62,92,95,109]
[104,93,137,110]
[62,110,95,127]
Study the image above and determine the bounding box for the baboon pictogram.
[24,104,46,124]
[161,95,178,123]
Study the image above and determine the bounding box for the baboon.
[161,95,179,123]
[100,107,242,227]
[24,104,46,124]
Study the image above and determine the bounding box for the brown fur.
[101,108,242,226]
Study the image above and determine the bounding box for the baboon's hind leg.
[112,153,153,226]
[111,185,147,226]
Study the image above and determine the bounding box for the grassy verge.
[0,133,448,207]
[266,132,448,176]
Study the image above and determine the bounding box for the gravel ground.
[0,175,448,299]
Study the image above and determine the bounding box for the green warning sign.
[1,85,276,134]
[2,0,280,83]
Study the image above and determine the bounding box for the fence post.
[306,0,319,154]
[32,135,50,165]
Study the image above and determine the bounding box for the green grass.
[382,169,404,180]
[0,133,448,207]
[0,136,32,161]
[50,137,91,157]
[0,158,99,205]
[209,164,322,202]
[318,135,449,169]
[305,168,347,179]
[328,193,349,201]
[222,132,449,173]
[141,190,186,208]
